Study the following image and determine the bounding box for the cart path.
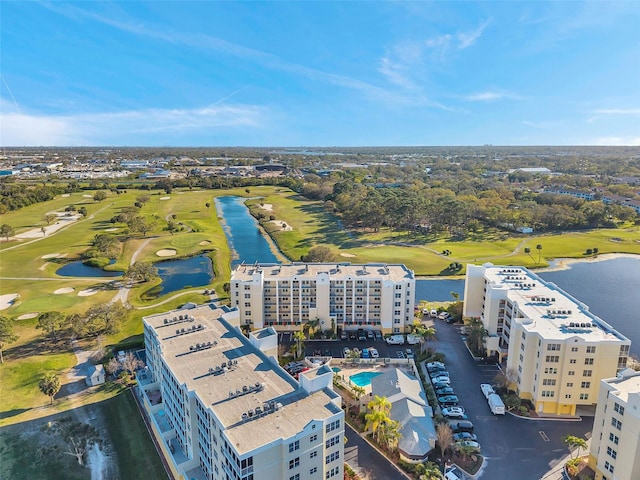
[111,237,155,305]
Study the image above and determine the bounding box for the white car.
[480,383,495,399]
[431,375,451,384]
[430,308,438,317]
[438,311,451,320]
[442,406,466,418]
[369,347,379,358]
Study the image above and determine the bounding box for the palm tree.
[524,247,534,262]
[293,330,305,359]
[563,435,588,460]
[378,419,402,451]
[456,444,477,463]
[364,410,388,441]
[536,243,543,263]
[367,395,391,416]
[308,317,320,338]
[39,372,61,405]
[351,385,365,402]
[419,462,444,480]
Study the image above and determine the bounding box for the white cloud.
[457,19,492,49]
[0,102,267,146]
[589,136,640,146]
[463,90,523,102]
[424,18,491,56]
[522,120,560,129]
[592,108,640,115]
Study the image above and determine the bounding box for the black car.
[449,420,475,434]
[453,432,478,442]
[427,365,447,374]
[438,395,459,406]
[432,381,450,390]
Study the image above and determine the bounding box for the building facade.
[464,263,630,415]
[230,263,415,335]
[588,369,640,480]
[140,304,344,480]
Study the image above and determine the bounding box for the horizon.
[1,1,639,147]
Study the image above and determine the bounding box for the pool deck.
[334,360,417,395]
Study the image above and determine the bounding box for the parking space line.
[539,431,550,442]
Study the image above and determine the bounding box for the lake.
[215,196,280,268]
[56,261,123,277]
[154,254,213,296]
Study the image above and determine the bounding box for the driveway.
[344,423,410,480]
[432,319,592,480]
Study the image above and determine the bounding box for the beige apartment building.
[230,262,415,335]
[464,263,630,415]
[140,304,345,480]
[588,368,640,480]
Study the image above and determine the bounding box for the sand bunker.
[42,253,62,259]
[104,228,119,232]
[17,312,39,320]
[156,249,177,257]
[61,194,70,197]
[160,196,171,200]
[340,253,357,258]
[16,214,81,239]
[54,287,75,294]
[0,294,19,310]
[83,194,93,198]
[261,203,273,211]
[199,240,212,246]
[78,288,99,297]
[270,220,292,231]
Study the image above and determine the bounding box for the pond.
[154,254,214,296]
[215,196,281,267]
[415,278,465,303]
[56,261,123,277]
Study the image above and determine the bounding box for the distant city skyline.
[1,1,639,147]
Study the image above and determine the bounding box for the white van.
[385,335,405,345]
[480,383,495,399]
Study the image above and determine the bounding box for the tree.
[367,395,391,416]
[44,417,100,465]
[302,245,336,262]
[0,316,18,363]
[39,372,61,404]
[536,243,543,263]
[44,213,57,225]
[78,206,87,217]
[524,247,534,262]
[127,215,153,236]
[293,330,305,359]
[351,385,365,402]
[205,202,211,209]
[37,311,66,341]
[436,423,453,458]
[563,435,588,460]
[121,351,144,379]
[93,190,107,202]
[419,462,444,480]
[377,418,402,451]
[0,224,15,241]
[125,262,158,283]
[71,303,129,337]
[364,409,388,441]
[136,194,151,206]
[105,357,120,376]
[466,318,486,356]
[456,443,477,463]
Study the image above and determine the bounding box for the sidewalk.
[539,438,591,480]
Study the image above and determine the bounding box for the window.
[567,382,573,387]
[325,451,340,464]
[609,433,619,445]
[541,390,555,397]
[326,420,340,433]
[604,461,614,473]
[565,394,572,399]
[289,457,300,469]
[571,347,578,352]
[310,467,317,475]
[581,381,591,389]
[586,346,596,353]
[244,293,251,299]
[606,447,617,459]
[289,440,300,453]
[310,451,317,459]
[326,435,340,448]
[568,371,575,376]
[290,475,300,480]
[326,466,340,478]
[310,434,318,442]
[570,359,576,364]
[614,403,625,415]
[545,355,559,363]
[579,393,589,400]
[519,354,524,362]
[585,358,594,365]
[547,343,561,351]
[542,379,556,386]
[583,370,592,377]
[611,418,622,430]
[544,368,557,374]
[522,332,527,340]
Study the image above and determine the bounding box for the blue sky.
[1,1,639,146]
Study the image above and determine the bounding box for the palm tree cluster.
[364,395,402,452]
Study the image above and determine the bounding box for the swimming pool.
[349,371,382,387]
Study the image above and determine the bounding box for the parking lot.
[430,318,592,480]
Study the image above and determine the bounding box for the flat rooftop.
[144,305,341,454]
[231,262,414,282]
[605,370,640,403]
[483,266,629,344]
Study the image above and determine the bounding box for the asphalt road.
[344,423,410,480]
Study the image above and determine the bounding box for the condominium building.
[464,263,630,415]
[140,304,344,480]
[588,368,640,480]
[230,262,415,334]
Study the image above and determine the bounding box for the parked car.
[444,466,465,480]
[449,420,475,433]
[431,375,450,384]
[453,432,478,442]
[343,347,352,358]
[438,311,451,321]
[438,395,460,406]
[374,331,383,341]
[442,406,466,418]
[432,381,451,390]
[427,361,445,370]
[435,387,455,396]
[358,329,367,341]
[455,440,481,453]
[349,332,357,340]
[367,330,374,339]
[369,347,379,358]
[480,383,495,399]
[340,331,348,340]
[405,348,414,359]
[362,349,370,359]
[385,335,405,345]
[430,308,438,317]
